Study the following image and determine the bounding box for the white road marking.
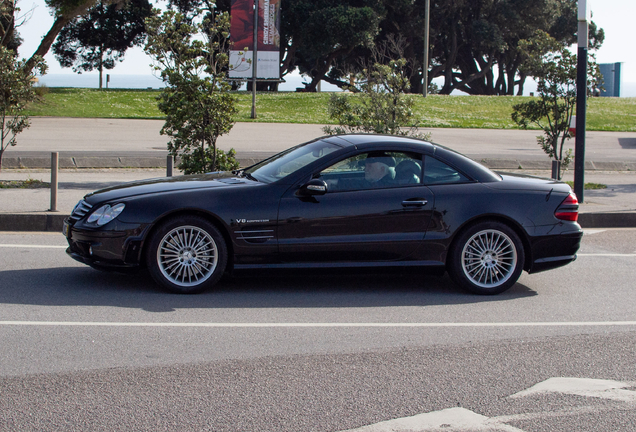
[340,377,636,432]
[2,321,636,328]
[510,377,636,402]
[582,229,607,235]
[0,244,67,249]
[341,407,524,432]
[577,253,636,257]
[1,245,634,256]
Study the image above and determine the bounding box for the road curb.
[577,212,636,229]
[0,213,67,232]
[1,211,634,232]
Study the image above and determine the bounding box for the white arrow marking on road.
[340,407,524,432]
[340,377,636,432]
[510,377,636,402]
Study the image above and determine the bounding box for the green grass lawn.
[24,87,636,131]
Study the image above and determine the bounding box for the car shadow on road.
[0,266,536,312]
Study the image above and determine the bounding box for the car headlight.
[87,203,126,226]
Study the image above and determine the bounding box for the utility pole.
[422,0,430,97]
[251,0,258,119]
[574,0,588,202]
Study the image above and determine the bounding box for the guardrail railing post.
[167,155,173,177]
[49,152,58,212]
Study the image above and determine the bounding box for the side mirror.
[299,179,328,196]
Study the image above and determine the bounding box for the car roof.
[320,134,500,183]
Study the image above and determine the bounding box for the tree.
[0,45,47,171]
[281,0,383,92]
[145,4,239,174]
[52,0,152,88]
[1,0,22,51]
[323,36,429,140]
[24,0,111,71]
[511,30,600,180]
[427,0,604,96]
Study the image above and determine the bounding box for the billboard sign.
[229,0,281,79]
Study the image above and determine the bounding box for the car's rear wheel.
[448,221,524,295]
[146,216,227,294]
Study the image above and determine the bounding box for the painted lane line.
[583,229,607,235]
[577,253,636,257]
[2,321,636,328]
[0,244,67,249]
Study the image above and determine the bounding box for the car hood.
[84,172,254,204]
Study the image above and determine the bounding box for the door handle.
[402,200,428,207]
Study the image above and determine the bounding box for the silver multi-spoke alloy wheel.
[461,229,517,289]
[157,225,219,287]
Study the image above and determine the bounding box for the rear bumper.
[528,230,583,274]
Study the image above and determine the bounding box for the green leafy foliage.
[52,0,152,88]
[511,30,600,179]
[323,37,430,140]
[0,46,47,171]
[145,5,239,174]
[282,0,383,91]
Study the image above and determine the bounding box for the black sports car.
[64,134,582,295]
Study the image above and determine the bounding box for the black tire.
[146,215,228,294]
[448,221,525,295]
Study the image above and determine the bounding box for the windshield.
[244,140,341,183]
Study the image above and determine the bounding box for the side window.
[318,151,422,192]
[423,156,470,185]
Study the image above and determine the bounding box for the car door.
[277,151,435,263]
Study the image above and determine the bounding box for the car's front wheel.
[448,221,524,295]
[146,216,227,294]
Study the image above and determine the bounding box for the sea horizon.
[34,73,636,97]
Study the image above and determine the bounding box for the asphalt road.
[1,229,636,431]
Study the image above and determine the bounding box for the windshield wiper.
[244,172,258,182]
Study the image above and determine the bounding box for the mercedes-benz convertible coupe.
[64,134,582,295]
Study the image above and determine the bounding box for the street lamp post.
[574,0,588,202]
[422,0,430,97]
[251,0,258,119]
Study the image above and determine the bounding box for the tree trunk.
[99,44,103,89]
[25,1,100,72]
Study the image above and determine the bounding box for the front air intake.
[69,200,93,222]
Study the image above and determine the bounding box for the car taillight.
[555,192,579,221]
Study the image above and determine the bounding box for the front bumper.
[64,217,145,271]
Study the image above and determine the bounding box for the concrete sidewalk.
[1,118,635,231]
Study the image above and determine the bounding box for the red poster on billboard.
[229,0,280,79]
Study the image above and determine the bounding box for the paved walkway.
[1,118,635,230]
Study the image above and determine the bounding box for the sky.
[13,0,636,92]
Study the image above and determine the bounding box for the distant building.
[598,63,622,97]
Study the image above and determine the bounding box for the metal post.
[250,0,258,119]
[422,0,430,97]
[166,155,173,177]
[551,160,561,180]
[574,0,588,202]
[49,152,58,212]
